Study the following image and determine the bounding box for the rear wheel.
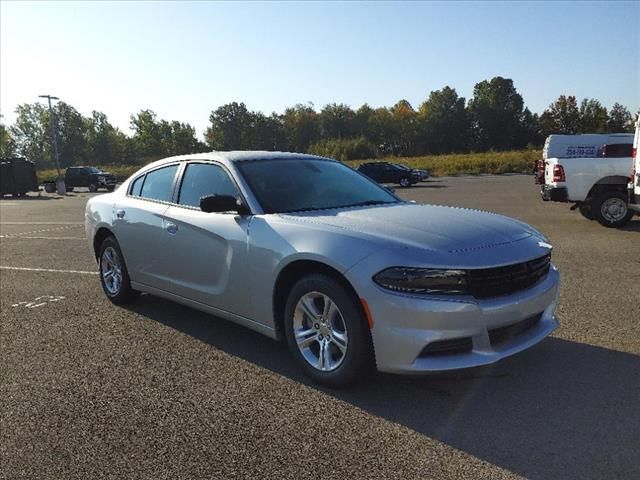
[98,236,138,304]
[399,177,410,188]
[44,183,56,193]
[89,183,98,192]
[284,274,373,387]
[591,190,633,228]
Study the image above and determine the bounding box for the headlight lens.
[373,267,469,295]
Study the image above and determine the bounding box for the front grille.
[418,337,473,357]
[468,254,551,299]
[488,312,543,346]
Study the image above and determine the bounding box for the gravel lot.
[1,175,639,480]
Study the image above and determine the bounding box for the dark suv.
[65,166,116,192]
[357,162,425,187]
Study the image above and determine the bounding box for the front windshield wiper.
[276,200,397,214]
[339,200,397,208]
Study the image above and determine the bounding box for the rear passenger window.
[129,175,145,197]
[178,163,238,208]
[140,165,178,202]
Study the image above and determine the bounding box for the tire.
[44,183,56,193]
[89,183,98,193]
[284,273,374,387]
[591,190,633,228]
[98,236,138,304]
[578,203,594,220]
[399,177,410,188]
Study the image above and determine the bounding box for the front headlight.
[373,267,469,295]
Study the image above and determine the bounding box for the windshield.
[87,167,102,173]
[237,158,400,214]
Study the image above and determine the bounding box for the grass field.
[36,149,539,182]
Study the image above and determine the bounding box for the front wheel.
[98,236,138,304]
[591,190,633,228]
[284,274,374,387]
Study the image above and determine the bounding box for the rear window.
[139,165,178,202]
[601,143,633,158]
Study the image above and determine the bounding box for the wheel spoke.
[318,339,331,371]
[103,270,114,280]
[322,296,337,321]
[299,296,320,321]
[331,330,348,354]
[295,328,318,348]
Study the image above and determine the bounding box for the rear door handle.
[116,209,125,219]
[165,221,178,234]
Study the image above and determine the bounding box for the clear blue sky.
[1,1,638,138]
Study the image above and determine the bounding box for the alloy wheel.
[293,292,348,372]
[101,246,123,296]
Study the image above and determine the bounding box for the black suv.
[65,166,116,192]
[357,162,425,187]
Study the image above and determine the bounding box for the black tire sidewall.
[591,190,632,228]
[98,236,136,304]
[89,183,98,192]
[283,274,373,387]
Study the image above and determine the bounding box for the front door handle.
[116,209,125,219]
[165,221,178,234]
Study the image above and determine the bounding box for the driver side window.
[178,163,238,208]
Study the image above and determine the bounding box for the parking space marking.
[0,225,84,238]
[0,235,86,240]
[12,295,66,309]
[0,266,98,275]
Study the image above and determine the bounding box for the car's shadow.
[127,295,640,480]
[0,193,62,201]
[620,218,640,232]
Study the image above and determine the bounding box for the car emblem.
[537,241,553,249]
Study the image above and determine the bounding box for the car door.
[113,164,179,291]
[161,162,252,318]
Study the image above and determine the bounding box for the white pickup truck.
[542,153,635,228]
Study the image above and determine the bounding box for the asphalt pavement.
[1,176,639,480]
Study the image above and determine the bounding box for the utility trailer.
[0,158,39,197]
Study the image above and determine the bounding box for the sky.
[1,1,639,138]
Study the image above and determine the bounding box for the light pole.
[38,94,65,194]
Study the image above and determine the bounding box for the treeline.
[0,76,636,168]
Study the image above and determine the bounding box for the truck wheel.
[399,177,410,188]
[106,186,115,192]
[88,183,98,192]
[578,203,594,220]
[592,190,633,228]
[44,183,56,193]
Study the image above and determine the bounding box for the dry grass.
[36,150,540,182]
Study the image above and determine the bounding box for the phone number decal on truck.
[566,146,597,157]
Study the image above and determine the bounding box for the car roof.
[140,151,334,172]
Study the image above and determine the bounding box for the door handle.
[116,209,125,219]
[165,221,178,234]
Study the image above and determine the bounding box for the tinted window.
[237,159,399,214]
[178,163,238,208]
[129,175,145,197]
[140,165,178,202]
[602,143,633,158]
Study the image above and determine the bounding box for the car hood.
[278,203,544,255]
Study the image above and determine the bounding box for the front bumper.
[351,265,560,374]
[541,185,568,202]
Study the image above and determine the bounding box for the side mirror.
[200,195,250,214]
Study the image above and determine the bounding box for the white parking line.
[0,222,84,225]
[0,266,98,275]
[0,235,86,240]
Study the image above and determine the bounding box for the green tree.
[539,95,581,135]
[607,103,634,132]
[205,102,253,150]
[130,109,164,158]
[0,123,18,158]
[85,111,129,164]
[579,99,608,133]
[418,86,468,154]
[319,103,356,139]
[468,77,525,151]
[517,108,543,147]
[281,103,320,152]
[10,102,49,167]
[353,104,375,140]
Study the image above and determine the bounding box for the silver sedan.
[86,152,560,387]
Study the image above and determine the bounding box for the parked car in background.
[542,150,634,228]
[628,117,640,215]
[44,166,117,193]
[86,151,559,387]
[358,162,424,187]
[0,158,38,197]
[534,133,633,185]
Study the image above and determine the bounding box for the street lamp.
[38,94,65,195]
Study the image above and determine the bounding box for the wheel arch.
[272,259,363,340]
[586,175,630,200]
[93,226,115,260]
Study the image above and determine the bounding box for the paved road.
[1,177,639,480]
